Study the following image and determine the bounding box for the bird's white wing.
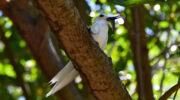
[49,61,74,85]
[46,68,78,97]
[46,61,79,97]
[91,20,109,50]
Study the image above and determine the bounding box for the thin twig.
[150,41,180,62]
[159,29,170,95]
[159,83,180,100]
[173,74,180,100]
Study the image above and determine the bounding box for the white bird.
[46,14,120,97]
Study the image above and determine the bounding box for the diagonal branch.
[159,83,180,100]
[35,0,132,100]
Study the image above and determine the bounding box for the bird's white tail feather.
[46,69,79,97]
[49,61,74,85]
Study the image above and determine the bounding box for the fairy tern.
[46,14,120,97]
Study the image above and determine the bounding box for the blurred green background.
[0,0,179,100]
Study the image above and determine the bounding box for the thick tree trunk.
[35,0,132,100]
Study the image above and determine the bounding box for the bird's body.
[91,20,108,49]
[46,15,118,97]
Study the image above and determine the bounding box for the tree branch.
[159,83,180,100]
[159,28,170,95]
[35,0,132,100]
[73,0,91,25]
[129,5,154,100]
[111,0,166,6]
[150,41,180,62]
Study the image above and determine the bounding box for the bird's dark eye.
[99,14,104,17]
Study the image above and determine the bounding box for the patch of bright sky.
[158,60,164,67]
[18,96,25,100]
[153,84,160,91]
[116,28,123,34]
[86,0,125,17]
[128,64,134,71]
[119,74,132,80]
[170,30,179,43]
[86,0,100,11]
[160,31,168,42]
[4,19,13,29]
[102,5,111,12]
[149,10,155,16]
[116,28,123,35]
[90,11,96,17]
[166,53,169,59]
[7,85,14,94]
[150,4,162,16]
[26,60,33,68]
[154,4,161,11]
[115,5,125,12]
[145,28,154,35]
[169,28,178,43]
[0,10,3,17]
[25,59,36,68]
[107,13,114,16]
[117,18,124,24]
[171,45,177,52]
[159,12,166,20]
[171,29,179,37]
[7,85,22,95]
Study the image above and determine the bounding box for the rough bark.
[130,5,154,100]
[73,0,91,25]
[35,0,132,100]
[0,0,82,100]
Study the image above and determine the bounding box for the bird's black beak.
[106,16,121,32]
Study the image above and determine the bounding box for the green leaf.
[175,22,180,31]
[158,21,169,28]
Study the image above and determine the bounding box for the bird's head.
[94,14,107,22]
[94,14,121,32]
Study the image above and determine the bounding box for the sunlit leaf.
[158,21,169,28]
